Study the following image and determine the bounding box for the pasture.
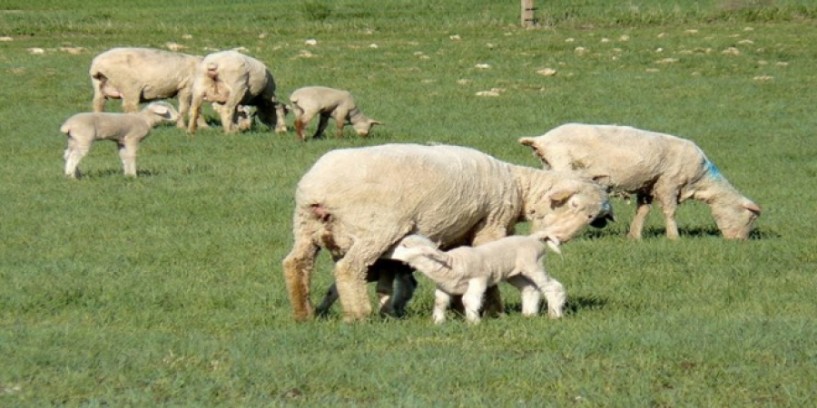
[1,0,816,405]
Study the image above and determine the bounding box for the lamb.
[187,50,288,135]
[519,123,761,240]
[59,102,179,178]
[282,143,613,322]
[89,47,205,129]
[288,86,381,141]
[390,232,565,324]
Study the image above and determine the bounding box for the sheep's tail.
[59,122,72,135]
[530,230,562,255]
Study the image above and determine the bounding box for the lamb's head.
[711,197,761,240]
[526,174,613,243]
[144,101,180,125]
[390,235,449,266]
[351,117,382,137]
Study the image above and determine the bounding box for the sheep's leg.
[219,86,247,134]
[177,89,208,129]
[313,114,330,139]
[282,232,321,321]
[293,109,316,141]
[654,187,681,240]
[433,289,452,324]
[64,139,91,179]
[91,78,106,112]
[118,141,139,177]
[272,96,288,133]
[628,193,653,239]
[527,269,566,319]
[462,279,488,324]
[333,239,396,322]
[187,92,205,134]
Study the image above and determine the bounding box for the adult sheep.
[519,123,761,240]
[282,143,613,322]
[89,47,204,129]
[187,50,288,135]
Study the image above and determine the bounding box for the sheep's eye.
[587,213,595,220]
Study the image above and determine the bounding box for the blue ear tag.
[705,160,722,179]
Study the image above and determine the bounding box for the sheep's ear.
[592,174,611,186]
[519,137,547,162]
[152,105,169,115]
[421,247,451,267]
[370,119,383,126]
[743,200,761,215]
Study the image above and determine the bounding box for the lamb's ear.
[370,119,383,126]
[151,105,169,115]
[421,247,451,267]
[547,187,576,208]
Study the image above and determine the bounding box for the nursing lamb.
[89,47,204,129]
[519,123,761,240]
[60,102,179,178]
[282,143,613,322]
[391,232,565,324]
[187,50,287,134]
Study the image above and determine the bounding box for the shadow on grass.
[79,168,161,179]
[590,225,778,240]
[504,294,608,316]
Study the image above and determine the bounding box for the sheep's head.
[526,175,613,243]
[712,197,761,240]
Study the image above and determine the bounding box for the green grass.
[2,0,817,405]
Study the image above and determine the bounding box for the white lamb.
[282,143,613,322]
[59,102,179,178]
[89,47,205,129]
[390,232,565,324]
[187,50,288,135]
[288,86,381,141]
[519,123,761,240]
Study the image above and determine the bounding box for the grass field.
[1,0,816,405]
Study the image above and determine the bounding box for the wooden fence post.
[521,0,536,28]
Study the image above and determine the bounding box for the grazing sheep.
[60,102,179,178]
[391,232,565,324]
[282,143,613,322]
[187,50,287,135]
[519,123,761,240]
[288,86,382,141]
[89,47,204,129]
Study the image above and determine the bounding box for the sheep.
[59,102,179,178]
[89,47,205,129]
[390,231,565,324]
[288,86,382,141]
[519,123,761,240]
[282,143,613,322]
[187,50,288,135]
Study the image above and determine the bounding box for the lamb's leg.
[315,282,339,317]
[390,269,417,317]
[272,96,288,133]
[628,193,653,239]
[462,279,488,324]
[433,289,452,324]
[282,230,321,321]
[187,93,205,134]
[527,269,566,319]
[471,226,510,317]
[64,138,91,178]
[507,275,541,316]
[118,141,139,177]
[313,114,330,139]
